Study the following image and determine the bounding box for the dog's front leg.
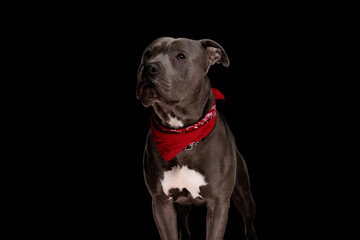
[152,197,178,240]
[206,199,230,240]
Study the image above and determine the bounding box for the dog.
[136,37,257,240]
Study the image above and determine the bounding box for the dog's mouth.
[136,79,163,107]
[139,83,159,99]
[137,75,181,106]
[137,73,170,99]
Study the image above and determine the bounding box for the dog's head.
[136,37,229,107]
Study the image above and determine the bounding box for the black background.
[34,4,351,239]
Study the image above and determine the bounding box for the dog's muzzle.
[143,62,161,78]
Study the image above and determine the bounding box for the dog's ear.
[199,39,230,67]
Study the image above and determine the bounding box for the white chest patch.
[160,165,207,198]
[167,114,184,128]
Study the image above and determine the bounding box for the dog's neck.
[153,80,214,129]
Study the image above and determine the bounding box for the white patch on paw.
[167,114,184,128]
[160,165,207,198]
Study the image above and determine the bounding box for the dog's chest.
[160,165,207,199]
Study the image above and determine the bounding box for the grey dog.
[136,37,257,240]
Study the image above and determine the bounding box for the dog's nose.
[144,63,161,76]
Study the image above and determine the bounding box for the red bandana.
[150,88,225,161]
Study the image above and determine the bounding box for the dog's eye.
[144,51,152,59]
[176,53,186,60]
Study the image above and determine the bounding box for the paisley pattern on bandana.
[152,103,217,134]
